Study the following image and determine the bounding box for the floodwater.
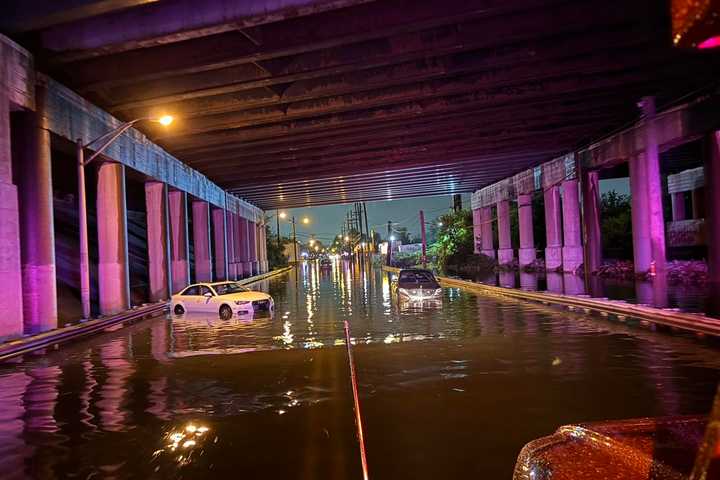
[466,270,718,317]
[2,261,720,479]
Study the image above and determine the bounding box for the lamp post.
[77,115,173,319]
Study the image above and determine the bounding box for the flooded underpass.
[2,262,720,479]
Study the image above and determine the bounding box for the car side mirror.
[203,292,212,297]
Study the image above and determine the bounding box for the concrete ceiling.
[5,0,720,209]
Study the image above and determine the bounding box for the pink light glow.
[698,36,720,49]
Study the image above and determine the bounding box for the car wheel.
[219,305,233,320]
[173,304,185,315]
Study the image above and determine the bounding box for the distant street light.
[438,222,443,227]
[302,217,310,224]
[389,235,396,241]
[279,212,287,219]
[344,235,349,242]
[77,114,174,319]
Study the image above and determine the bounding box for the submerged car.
[394,269,442,301]
[171,282,274,319]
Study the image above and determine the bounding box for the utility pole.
[453,193,462,212]
[420,210,427,268]
[276,209,281,252]
[386,220,392,266]
[363,202,370,252]
[291,216,298,264]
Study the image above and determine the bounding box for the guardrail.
[0,265,295,362]
[382,266,720,337]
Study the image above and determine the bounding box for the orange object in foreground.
[514,386,720,480]
[344,321,370,480]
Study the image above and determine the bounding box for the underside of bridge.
[5,0,720,209]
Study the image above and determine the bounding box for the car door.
[179,285,202,312]
[198,286,216,312]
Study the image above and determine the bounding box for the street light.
[77,115,174,319]
[302,217,310,224]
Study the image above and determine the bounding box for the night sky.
[271,179,629,245]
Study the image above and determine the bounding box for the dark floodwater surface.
[2,262,720,479]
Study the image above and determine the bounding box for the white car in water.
[171,282,274,319]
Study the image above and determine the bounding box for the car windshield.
[213,283,250,295]
[399,271,435,283]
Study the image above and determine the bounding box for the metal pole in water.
[344,320,370,480]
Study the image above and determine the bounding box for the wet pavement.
[1,261,720,479]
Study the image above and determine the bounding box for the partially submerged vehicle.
[171,282,274,320]
[393,268,442,301]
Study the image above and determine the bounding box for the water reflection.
[466,269,712,316]
[0,266,718,478]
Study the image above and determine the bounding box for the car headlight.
[234,300,251,306]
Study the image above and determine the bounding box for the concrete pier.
[496,200,513,265]
[582,170,602,274]
[96,163,129,315]
[480,206,495,258]
[0,87,23,338]
[226,210,237,280]
[168,190,189,293]
[517,194,535,267]
[707,131,720,285]
[192,201,212,282]
[144,182,169,302]
[544,185,563,271]
[248,220,258,275]
[561,179,583,273]
[212,208,227,280]
[234,213,244,278]
[14,84,57,333]
[472,208,482,254]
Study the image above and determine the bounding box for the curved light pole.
[77,115,173,319]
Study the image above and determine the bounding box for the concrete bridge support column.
[248,221,258,275]
[259,223,267,273]
[144,182,169,302]
[517,194,535,267]
[14,85,57,333]
[192,201,212,282]
[479,206,495,258]
[671,192,686,221]
[496,200,513,265]
[168,190,189,293]
[96,163,129,315]
[239,217,252,276]
[544,185,563,270]
[629,152,666,274]
[225,211,237,280]
[561,179,583,273]
[233,213,244,278]
[0,89,23,338]
[707,131,720,285]
[582,170,602,274]
[211,208,227,280]
[472,208,482,254]
[629,97,666,275]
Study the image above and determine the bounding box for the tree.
[600,191,633,259]
[266,225,289,269]
[429,209,473,269]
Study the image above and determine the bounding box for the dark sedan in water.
[394,268,442,301]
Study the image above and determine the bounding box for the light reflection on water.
[0,259,718,478]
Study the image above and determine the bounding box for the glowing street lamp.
[279,212,287,219]
[77,114,174,319]
[302,217,310,224]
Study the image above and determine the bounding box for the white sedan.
[171,282,274,319]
